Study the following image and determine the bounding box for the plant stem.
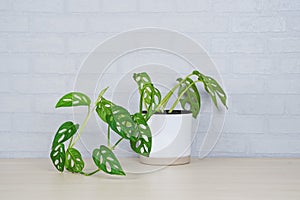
[112,138,124,150]
[168,80,200,113]
[156,73,194,112]
[80,169,101,176]
[107,126,111,147]
[71,106,93,148]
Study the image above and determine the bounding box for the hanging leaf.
[65,148,85,173]
[56,92,91,108]
[133,72,152,93]
[50,143,65,172]
[140,83,161,120]
[130,113,152,157]
[92,145,125,176]
[96,98,136,139]
[193,70,227,109]
[177,77,201,118]
[52,121,79,149]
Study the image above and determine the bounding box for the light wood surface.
[0,158,299,200]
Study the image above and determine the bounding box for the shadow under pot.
[140,110,193,166]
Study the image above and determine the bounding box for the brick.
[250,135,300,154]
[13,0,63,12]
[102,0,137,12]
[0,55,31,73]
[286,16,300,32]
[9,36,64,53]
[232,16,285,32]
[67,0,100,12]
[275,56,300,74]
[67,35,109,53]
[0,0,10,10]
[223,115,265,134]
[0,74,10,92]
[213,0,261,12]
[30,16,86,33]
[12,75,72,94]
[263,0,300,11]
[176,0,210,12]
[286,95,300,115]
[32,55,79,74]
[139,0,176,12]
[0,114,11,131]
[269,38,300,53]
[212,38,265,53]
[223,77,265,94]
[230,94,285,115]
[232,56,273,74]
[0,37,8,52]
[0,16,28,32]
[12,113,69,133]
[0,95,32,112]
[213,134,247,153]
[10,133,53,151]
[266,78,300,94]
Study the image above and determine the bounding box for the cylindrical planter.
[140,110,193,166]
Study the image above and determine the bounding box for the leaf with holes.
[92,145,125,176]
[55,92,91,108]
[177,77,201,118]
[65,148,85,173]
[140,83,161,120]
[130,113,152,157]
[133,72,152,93]
[50,143,65,172]
[51,121,79,149]
[96,98,136,139]
[193,71,227,109]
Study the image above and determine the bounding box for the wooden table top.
[0,158,299,200]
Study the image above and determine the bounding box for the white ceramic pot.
[140,110,193,165]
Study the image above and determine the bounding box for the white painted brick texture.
[0,0,300,158]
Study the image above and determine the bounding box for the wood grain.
[0,158,299,200]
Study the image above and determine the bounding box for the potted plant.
[50,70,227,176]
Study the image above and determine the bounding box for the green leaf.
[65,148,85,173]
[50,143,65,172]
[193,70,228,109]
[177,77,201,118]
[140,83,161,120]
[133,72,152,93]
[56,92,91,108]
[92,145,125,176]
[130,113,152,157]
[96,98,136,139]
[52,121,79,148]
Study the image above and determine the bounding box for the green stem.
[168,80,200,113]
[111,138,124,150]
[79,169,101,176]
[107,126,111,147]
[71,106,94,147]
[156,73,194,112]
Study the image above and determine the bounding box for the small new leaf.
[52,121,79,149]
[92,145,125,176]
[130,113,152,157]
[56,92,91,108]
[65,148,85,173]
[50,143,65,172]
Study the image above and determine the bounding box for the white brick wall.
[0,0,300,158]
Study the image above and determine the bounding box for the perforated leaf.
[56,92,91,108]
[177,77,201,118]
[65,148,85,173]
[130,113,152,157]
[193,70,227,109]
[133,72,152,93]
[92,145,125,176]
[96,98,136,139]
[140,83,161,120]
[50,143,65,172]
[52,121,79,148]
